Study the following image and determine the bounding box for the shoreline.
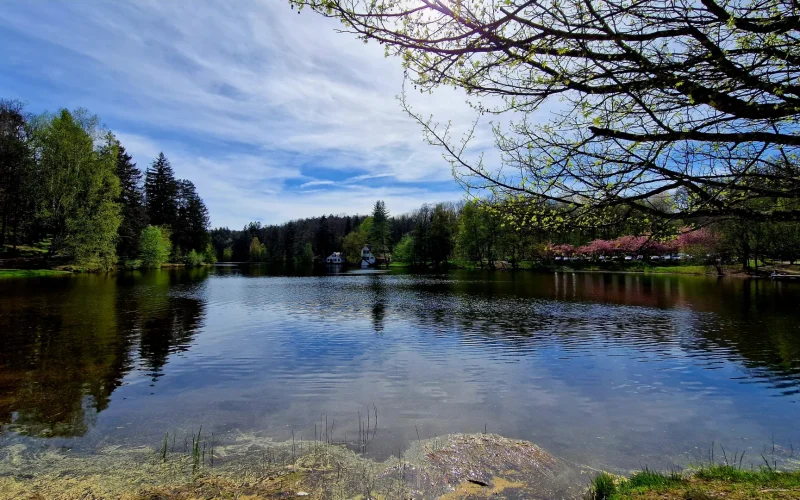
[391,261,800,279]
[1,433,798,499]
[2,262,798,280]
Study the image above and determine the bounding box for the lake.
[0,267,798,473]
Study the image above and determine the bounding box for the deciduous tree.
[32,110,121,269]
[291,0,800,228]
[139,225,171,268]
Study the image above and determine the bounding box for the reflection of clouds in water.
[1,269,799,473]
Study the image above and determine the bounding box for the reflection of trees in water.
[370,275,386,333]
[0,269,207,437]
[250,271,799,393]
[396,272,800,396]
[0,276,125,437]
[138,295,204,384]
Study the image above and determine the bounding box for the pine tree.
[314,215,334,258]
[115,143,147,259]
[283,221,296,262]
[369,200,391,265]
[173,179,210,253]
[145,152,178,228]
[0,100,32,249]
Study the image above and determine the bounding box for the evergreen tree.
[0,100,32,249]
[343,216,352,236]
[115,143,147,259]
[283,221,297,262]
[369,200,391,264]
[314,215,334,258]
[174,179,210,253]
[145,152,177,228]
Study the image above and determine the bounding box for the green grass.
[1,240,52,257]
[588,465,800,499]
[0,269,72,279]
[590,472,618,499]
[645,265,711,275]
[694,464,800,488]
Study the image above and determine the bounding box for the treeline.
[211,215,368,263]
[212,198,800,270]
[0,99,212,270]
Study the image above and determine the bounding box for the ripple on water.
[0,270,799,472]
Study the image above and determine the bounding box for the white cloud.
[298,180,337,188]
[345,173,396,183]
[0,0,497,227]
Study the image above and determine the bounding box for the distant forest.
[0,99,212,270]
[4,98,796,273]
[211,198,800,269]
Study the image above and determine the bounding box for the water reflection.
[0,269,207,436]
[0,267,798,471]
[370,275,387,333]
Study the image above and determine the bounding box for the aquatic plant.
[589,472,617,499]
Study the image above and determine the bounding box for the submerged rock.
[0,433,587,499]
[392,434,585,499]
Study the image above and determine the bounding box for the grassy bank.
[0,262,206,278]
[392,260,800,277]
[590,465,800,499]
[0,269,72,279]
[392,260,721,275]
[643,265,712,275]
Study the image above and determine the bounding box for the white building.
[361,246,376,268]
[326,252,344,264]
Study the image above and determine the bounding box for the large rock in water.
[385,434,586,499]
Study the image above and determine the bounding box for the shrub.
[393,234,414,263]
[121,259,142,270]
[203,243,217,264]
[139,226,172,268]
[589,472,617,500]
[184,249,203,267]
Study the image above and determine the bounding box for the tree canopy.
[115,143,148,259]
[1,100,212,269]
[290,0,800,228]
[145,153,178,228]
[0,100,32,248]
[31,110,121,269]
[370,200,391,261]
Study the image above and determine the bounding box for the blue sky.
[0,1,492,228]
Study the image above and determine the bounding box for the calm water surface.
[1,267,799,472]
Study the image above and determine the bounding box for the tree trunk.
[0,209,7,248]
[740,239,751,271]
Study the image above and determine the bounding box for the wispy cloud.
[0,0,495,227]
[299,180,337,189]
[345,173,396,183]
